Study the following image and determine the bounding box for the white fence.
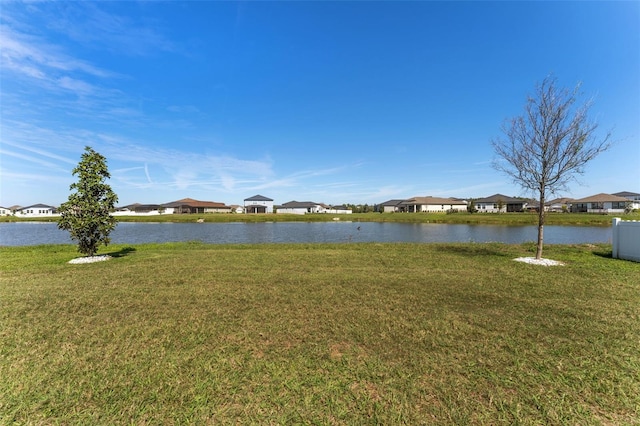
[612,218,640,262]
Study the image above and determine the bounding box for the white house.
[400,196,468,213]
[0,206,11,216]
[325,205,353,214]
[613,191,640,210]
[572,193,631,214]
[276,201,327,215]
[474,194,526,213]
[113,203,168,216]
[545,197,574,213]
[244,194,274,214]
[17,204,58,217]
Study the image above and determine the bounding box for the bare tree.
[492,76,611,259]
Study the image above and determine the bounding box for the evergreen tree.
[58,146,118,257]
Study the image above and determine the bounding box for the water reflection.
[0,221,612,246]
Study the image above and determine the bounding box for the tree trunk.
[536,192,545,259]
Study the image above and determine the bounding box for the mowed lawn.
[1,242,639,425]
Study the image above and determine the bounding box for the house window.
[591,202,604,210]
[611,202,625,209]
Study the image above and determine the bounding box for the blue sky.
[1,1,638,207]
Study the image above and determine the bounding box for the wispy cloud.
[0,24,116,80]
[0,3,177,129]
[1,170,70,184]
[0,3,390,206]
[100,140,276,195]
[47,2,177,56]
[1,139,77,165]
[0,148,69,172]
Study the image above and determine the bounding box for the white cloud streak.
[0,24,117,82]
[0,3,368,206]
[47,2,177,56]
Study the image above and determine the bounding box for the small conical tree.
[58,146,118,257]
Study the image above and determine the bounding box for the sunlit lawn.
[1,242,639,424]
[2,211,638,225]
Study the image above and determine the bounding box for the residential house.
[244,195,274,214]
[400,196,468,213]
[0,206,11,216]
[613,191,640,210]
[571,193,630,214]
[545,197,574,213]
[326,205,352,214]
[276,201,327,215]
[113,203,167,216]
[378,199,407,213]
[163,198,232,214]
[475,194,526,213]
[17,204,58,217]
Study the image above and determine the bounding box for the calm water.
[0,221,612,246]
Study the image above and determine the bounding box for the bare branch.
[491,75,611,258]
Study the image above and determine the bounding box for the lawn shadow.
[435,243,513,258]
[105,246,137,258]
[593,249,613,259]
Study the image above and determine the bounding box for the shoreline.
[1,211,633,226]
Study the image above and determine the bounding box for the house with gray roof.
[244,195,274,214]
[474,194,526,213]
[613,191,640,201]
[276,201,327,215]
[400,196,468,213]
[612,191,640,210]
[17,204,58,217]
[378,199,407,213]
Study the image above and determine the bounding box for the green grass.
[1,242,639,424]
[3,211,638,225]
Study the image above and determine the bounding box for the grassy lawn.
[3,212,639,225]
[1,242,639,424]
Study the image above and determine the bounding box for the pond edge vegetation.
[2,211,638,226]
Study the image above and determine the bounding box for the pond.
[0,221,612,246]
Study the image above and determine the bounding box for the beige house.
[400,196,468,213]
[163,198,232,214]
[571,193,630,213]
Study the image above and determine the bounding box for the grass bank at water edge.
[1,242,639,424]
[2,211,639,225]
